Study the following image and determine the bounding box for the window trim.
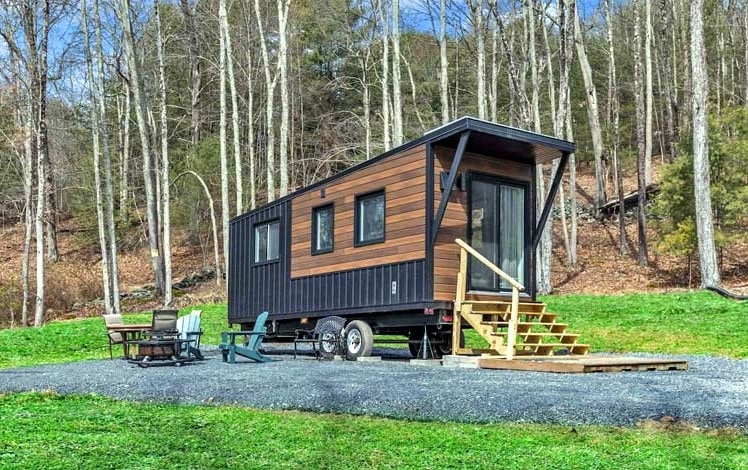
[311,203,335,255]
[353,189,386,247]
[252,219,281,265]
[466,172,530,293]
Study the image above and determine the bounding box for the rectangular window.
[312,204,334,255]
[354,190,385,246]
[254,220,280,263]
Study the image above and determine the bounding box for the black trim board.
[425,143,435,300]
[431,131,470,245]
[532,151,570,252]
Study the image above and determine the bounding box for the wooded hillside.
[0,0,746,326]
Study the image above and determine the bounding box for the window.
[468,175,527,292]
[254,220,280,263]
[312,204,334,255]
[354,190,385,246]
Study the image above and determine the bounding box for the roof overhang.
[425,116,575,165]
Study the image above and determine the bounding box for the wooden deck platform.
[478,356,688,373]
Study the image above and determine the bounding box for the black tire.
[408,332,421,358]
[343,320,374,360]
[435,330,465,357]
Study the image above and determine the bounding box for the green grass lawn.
[0,291,745,370]
[0,393,745,470]
[1,292,747,468]
[462,290,748,358]
[0,304,231,370]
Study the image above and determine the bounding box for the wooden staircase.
[452,239,589,359]
[456,300,589,357]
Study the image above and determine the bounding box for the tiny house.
[228,117,573,358]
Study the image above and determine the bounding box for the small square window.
[312,204,334,255]
[354,190,385,246]
[254,220,280,263]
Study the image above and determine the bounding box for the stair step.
[518,343,590,353]
[464,302,547,313]
[481,321,567,327]
[491,332,578,339]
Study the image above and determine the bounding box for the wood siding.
[432,145,533,302]
[291,145,427,278]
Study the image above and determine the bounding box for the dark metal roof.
[425,116,574,164]
[232,116,575,223]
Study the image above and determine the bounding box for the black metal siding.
[229,198,430,325]
[228,200,292,324]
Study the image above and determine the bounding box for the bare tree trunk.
[82,0,113,314]
[93,0,121,314]
[392,0,403,145]
[245,24,257,210]
[659,0,677,161]
[404,57,426,131]
[490,13,499,122]
[361,52,372,159]
[492,3,530,128]
[691,0,720,288]
[644,0,653,185]
[20,60,34,327]
[634,0,649,266]
[155,0,172,305]
[118,80,131,219]
[377,0,391,150]
[472,0,486,119]
[223,4,243,214]
[528,0,540,133]
[219,0,230,282]
[179,0,201,151]
[439,0,449,124]
[606,0,627,255]
[278,0,291,196]
[574,5,607,211]
[116,0,164,293]
[254,0,278,201]
[744,7,748,106]
[37,0,56,264]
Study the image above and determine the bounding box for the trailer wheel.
[344,320,373,360]
[436,330,465,356]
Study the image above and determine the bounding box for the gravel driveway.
[0,347,746,431]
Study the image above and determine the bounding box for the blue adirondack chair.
[219,311,271,363]
[176,310,204,360]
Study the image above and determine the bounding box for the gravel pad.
[0,348,745,431]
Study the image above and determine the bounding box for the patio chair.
[148,309,179,340]
[219,311,271,364]
[104,313,124,359]
[176,310,204,360]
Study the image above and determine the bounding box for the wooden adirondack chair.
[219,311,271,363]
[176,310,204,360]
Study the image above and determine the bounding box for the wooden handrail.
[454,239,525,291]
[453,238,524,361]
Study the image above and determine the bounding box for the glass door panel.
[499,185,525,290]
[469,179,499,290]
[469,176,527,292]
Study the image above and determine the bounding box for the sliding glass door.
[468,174,528,292]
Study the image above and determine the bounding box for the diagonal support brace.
[430,131,471,246]
[533,151,570,252]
